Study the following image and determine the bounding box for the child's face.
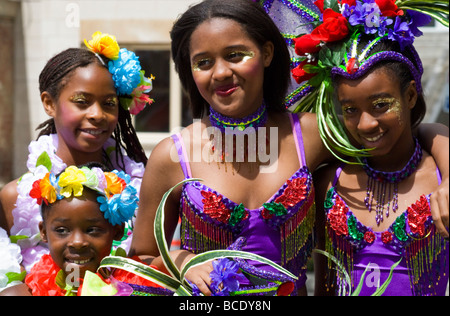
[39,190,123,279]
[43,63,119,161]
[189,17,273,118]
[337,68,417,156]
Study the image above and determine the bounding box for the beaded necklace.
[208,103,269,171]
[209,102,267,132]
[362,137,423,226]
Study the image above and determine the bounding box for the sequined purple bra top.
[171,113,315,293]
[324,166,449,296]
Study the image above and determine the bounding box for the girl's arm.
[129,137,184,259]
[417,123,449,238]
[0,180,19,233]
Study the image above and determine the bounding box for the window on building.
[123,45,193,153]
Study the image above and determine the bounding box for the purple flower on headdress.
[408,10,432,37]
[210,258,240,296]
[344,0,393,36]
[388,16,414,50]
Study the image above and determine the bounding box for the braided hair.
[37,48,147,168]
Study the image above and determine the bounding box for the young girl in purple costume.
[130,0,449,296]
[309,11,449,296]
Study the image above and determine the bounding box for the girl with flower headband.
[0,31,153,279]
[261,0,449,295]
[0,163,142,296]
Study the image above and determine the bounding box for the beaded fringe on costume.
[324,224,448,296]
[281,191,316,274]
[180,198,235,254]
[405,228,448,296]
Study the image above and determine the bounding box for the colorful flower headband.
[84,31,154,115]
[30,165,139,226]
[256,0,449,162]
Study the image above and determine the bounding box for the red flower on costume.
[407,195,431,237]
[364,231,376,244]
[311,9,349,43]
[381,231,393,244]
[292,59,318,84]
[327,195,349,236]
[201,190,231,224]
[375,0,404,17]
[275,177,307,208]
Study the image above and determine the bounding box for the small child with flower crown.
[0,163,143,296]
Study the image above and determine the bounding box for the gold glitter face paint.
[192,58,212,72]
[191,51,256,72]
[232,50,255,63]
[374,97,403,125]
[69,93,88,103]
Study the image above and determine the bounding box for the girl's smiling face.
[189,18,274,119]
[337,67,417,157]
[42,63,119,163]
[39,189,123,280]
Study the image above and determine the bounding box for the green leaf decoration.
[263,202,287,216]
[153,178,202,280]
[314,249,401,296]
[6,271,26,283]
[36,151,52,172]
[9,235,28,244]
[98,178,299,296]
[370,258,402,296]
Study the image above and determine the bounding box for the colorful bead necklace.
[209,102,268,132]
[362,137,423,226]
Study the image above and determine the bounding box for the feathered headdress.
[256,0,449,162]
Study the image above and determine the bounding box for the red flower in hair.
[311,9,349,43]
[340,0,357,6]
[375,0,404,17]
[314,0,324,12]
[292,59,318,84]
[294,34,321,56]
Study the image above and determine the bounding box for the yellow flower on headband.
[58,166,87,198]
[84,31,120,60]
[104,172,126,198]
[40,173,57,204]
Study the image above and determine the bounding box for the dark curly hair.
[170,0,291,118]
[37,47,147,169]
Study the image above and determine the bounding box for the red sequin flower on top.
[201,190,231,224]
[327,195,349,236]
[407,194,431,237]
[364,231,376,244]
[381,231,393,244]
[274,178,307,208]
